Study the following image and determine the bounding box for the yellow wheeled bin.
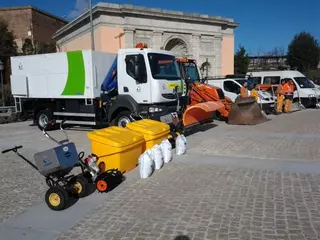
[126,119,170,151]
[87,127,145,173]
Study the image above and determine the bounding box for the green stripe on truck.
[61,51,85,96]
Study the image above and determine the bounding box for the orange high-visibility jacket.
[240,87,249,98]
[277,84,285,95]
[289,82,295,93]
[283,83,291,94]
[250,89,259,101]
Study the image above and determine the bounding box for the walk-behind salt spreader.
[1,120,120,211]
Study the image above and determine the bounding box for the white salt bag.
[160,139,172,163]
[138,149,155,179]
[151,144,164,170]
[175,134,187,155]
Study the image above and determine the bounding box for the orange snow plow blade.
[183,101,225,127]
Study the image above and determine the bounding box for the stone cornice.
[53,2,239,40]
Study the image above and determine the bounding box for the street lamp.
[0,60,4,106]
[89,0,95,51]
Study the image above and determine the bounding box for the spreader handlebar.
[2,145,23,154]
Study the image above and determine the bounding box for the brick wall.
[0,8,32,49]
[0,7,67,50]
[32,10,67,44]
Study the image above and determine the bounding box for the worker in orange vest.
[240,81,249,98]
[288,80,295,112]
[283,79,292,113]
[276,79,286,113]
[250,84,259,101]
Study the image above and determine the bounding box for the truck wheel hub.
[118,117,131,127]
[39,114,48,127]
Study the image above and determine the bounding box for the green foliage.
[35,42,57,54]
[23,39,57,55]
[0,18,17,60]
[234,45,250,74]
[287,32,320,72]
[22,38,34,55]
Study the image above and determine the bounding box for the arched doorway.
[165,38,188,56]
[200,61,211,79]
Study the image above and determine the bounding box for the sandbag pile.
[138,135,187,179]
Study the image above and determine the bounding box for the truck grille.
[217,88,225,99]
[162,93,183,100]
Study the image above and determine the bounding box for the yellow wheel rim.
[49,193,61,207]
[74,182,82,194]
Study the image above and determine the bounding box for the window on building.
[224,80,241,94]
[263,76,280,84]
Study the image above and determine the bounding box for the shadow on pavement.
[174,235,190,240]
[184,122,218,137]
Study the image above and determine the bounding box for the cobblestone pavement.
[56,163,320,240]
[1,109,320,239]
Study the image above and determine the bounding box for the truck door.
[118,53,151,104]
[223,80,241,101]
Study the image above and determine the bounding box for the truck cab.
[108,48,187,127]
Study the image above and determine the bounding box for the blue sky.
[2,0,320,55]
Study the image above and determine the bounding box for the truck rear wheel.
[112,110,132,128]
[36,109,53,131]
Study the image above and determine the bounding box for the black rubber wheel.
[36,109,53,131]
[45,186,68,211]
[82,170,94,182]
[72,176,88,198]
[111,110,132,127]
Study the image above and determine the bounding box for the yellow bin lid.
[126,119,170,137]
[87,126,144,148]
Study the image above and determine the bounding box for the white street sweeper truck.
[10,48,214,131]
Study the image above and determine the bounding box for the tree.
[234,45,250,74]
[22,38,34,55]
[33,41,57,54]
[287,32,320,72]
[22,39,57,55]
[0,18,17,60]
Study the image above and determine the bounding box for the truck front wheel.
[112,110,132,128]
[36,109,53,131]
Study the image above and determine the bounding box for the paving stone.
[1,110,320,240]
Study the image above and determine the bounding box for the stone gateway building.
[54,3,238,77]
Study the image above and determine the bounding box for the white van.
[205,78,275,114]
[246,70,320,108]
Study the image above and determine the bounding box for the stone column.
[152,30,163,50]
[214,36,222,76]
[192,33,201,63]
[124,28,135,48]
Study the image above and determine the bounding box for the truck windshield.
[148,53,181,80]
[294,77,315,88]
[183,62,200,83]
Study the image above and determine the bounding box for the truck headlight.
[149,107,163,113]
[309,94,316,98]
